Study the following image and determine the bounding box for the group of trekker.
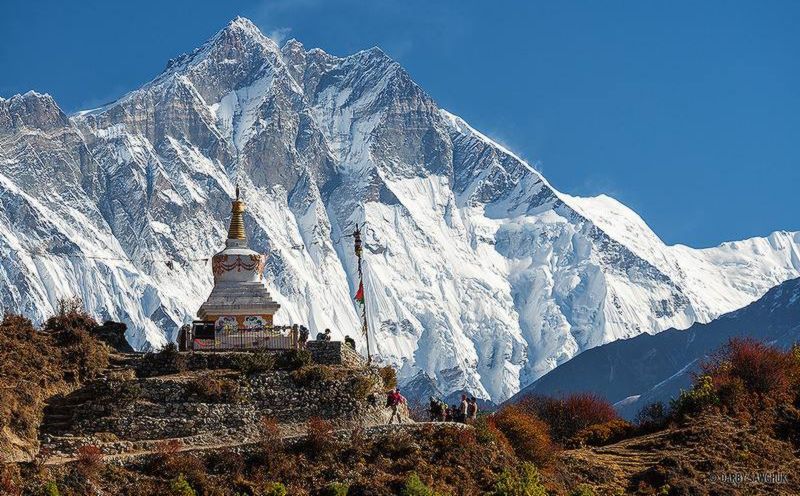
[310,327,357,350]
[429,394,479,423]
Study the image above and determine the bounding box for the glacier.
[1,17,799,402]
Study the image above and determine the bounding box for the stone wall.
[41,359,401,457]
[306,341,366,368]
[132,341,366,378]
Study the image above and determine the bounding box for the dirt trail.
[559,429,676,493]
[42,421,465,466]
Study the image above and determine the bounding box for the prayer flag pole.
[353,224,372,364]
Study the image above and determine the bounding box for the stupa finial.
[227,185,246,240]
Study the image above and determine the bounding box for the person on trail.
[344,335,356,349]
[323,328,332,341]
[387,388,406,424]
[298,326,309,349]
[429,397,440,421]
[458,394,469,423]
[467,397,478,422]
[315,330,325,341]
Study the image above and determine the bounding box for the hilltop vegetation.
[0,300,110,461]
[1,299,798,495]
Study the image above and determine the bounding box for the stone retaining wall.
[41,362,398,457]
[306,341,365,368]
[132,341,365,377]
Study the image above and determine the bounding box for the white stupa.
[196,186,280,332]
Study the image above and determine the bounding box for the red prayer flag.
[354,281,364,303]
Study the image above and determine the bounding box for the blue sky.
[1,0,797,247]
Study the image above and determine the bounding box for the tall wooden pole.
[353,224,371,364]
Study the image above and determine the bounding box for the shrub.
[95,380,141,409]
[0,465,21,496]
[262,481,288,496]
[42,481,59,496]
[321,482,350,496]
[291,365,336,386]
[259,416,282,447]
[573,419,633,447]
[474,416,508,447]
[570,484,596,496]
[170,474,196,496]
[707,338,796,395]
[636,402,667,430]
[0,320,47,444]
[305,417,336,458]
[151,439,183,473]
[277,349,312,370]
[233,351,275,375]
[519,393,619,444]
[186,375,240,402]
[703,338,800,413]
[351,375,377,400]
[669,339,800,421]
[378,366,397,389]
[44,297,98,335]
[76,444,104,479]
[492,405,554,466]
[670,375,718,419]
[141,342,187,376]
[400,473,443,496]
[489,463,547,496]
[204,449,244,476]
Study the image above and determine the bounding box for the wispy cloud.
[252,0,323,46]
[267,27,292,45]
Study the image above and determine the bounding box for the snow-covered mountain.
[1,17,799,402]
[512,276,800,418]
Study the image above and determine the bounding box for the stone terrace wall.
[43,365,395,456]
[132,341,366,377]
[306,341,366,368]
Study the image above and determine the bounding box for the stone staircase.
[39,353,139,439]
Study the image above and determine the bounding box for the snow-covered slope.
[1,17,799,402]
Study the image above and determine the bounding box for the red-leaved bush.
[150,439,183,473]
[518,392,620,443]
[305,417,336,458]
[700,338,800,414]
[76,444,104,479]
[491,405,555,466]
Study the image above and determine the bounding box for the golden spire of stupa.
[227,184,246,240]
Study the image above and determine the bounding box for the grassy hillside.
[0,300,109,462]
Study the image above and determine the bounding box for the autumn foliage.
[491,405,555,465]
[672,338,800,420]
[0,301,109,457]
[76,444,104,479]
[517,392,620,444]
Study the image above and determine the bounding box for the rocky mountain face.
[513,276,800,417]
[1,17,799,403]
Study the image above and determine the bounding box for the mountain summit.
[1,18,799,402]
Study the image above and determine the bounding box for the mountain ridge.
[511,276,800,417]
